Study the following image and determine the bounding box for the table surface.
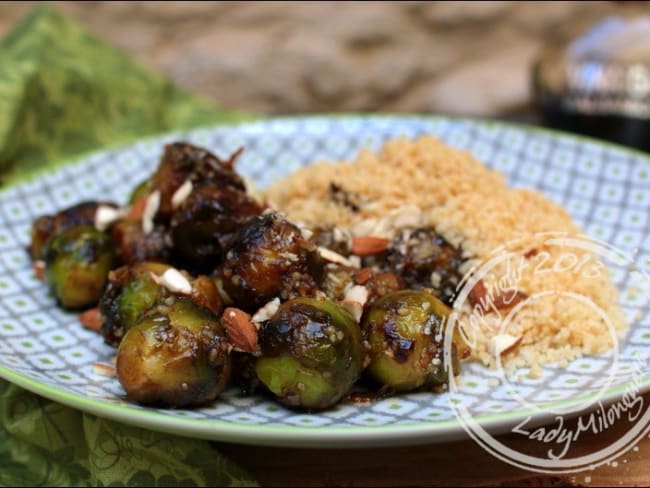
[215,391,650,487]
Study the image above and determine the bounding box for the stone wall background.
[0,1,624,116]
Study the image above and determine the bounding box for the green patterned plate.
[1,115,649,447]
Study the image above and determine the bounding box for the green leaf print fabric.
[0,6,258,487]
[0,5,252,185]
[0,382,256,486]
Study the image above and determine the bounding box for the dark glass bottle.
[534,6,650,151]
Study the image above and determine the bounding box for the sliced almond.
[33,260,45,281]
[468,279,488,309]
[79,308,103,332]
[151,268,192,295]
[349,216,394,239]
[94,205,123,232]
[349,218,377,237]
[171,180,193,209]
[141,190,161,234]
[341,301,364,323]
[300,227,314,241]
[92,362,116,377]
[344,285,369,307]
[350,236,390,256]
[488,334,522,357]
[492,290,527,309]
[191,275,224,317]
[222,307,258,353]
[332,226,350,243]
[340,285,368,322]
[317,246,358,268]
[386,204,423,229]
[468,279,527,312]
[252,298,281,324]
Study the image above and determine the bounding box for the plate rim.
[2,361,649,448]
[2,113,650,447]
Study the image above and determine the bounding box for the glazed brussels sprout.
[385,228,465,306]
[100,262,224,347]
[43,225,116,309]
[116,298,231,407]
[29,201,117,260]
[255,297,365,410]
[170,185,263,272]
[190,146,247,192]
[99,262,171,346]
[150,142,246,220]
[217,213,320,312]
[362,290,454,391]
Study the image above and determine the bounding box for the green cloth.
[0,5,251,186]
[0,6,257,487]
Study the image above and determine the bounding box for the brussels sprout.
[116,298,231,407]
[100,263,224,347]
[30,215,56,261]
[150,142,246,220]
[43,225,116,309]
[255,297,364,410]
[29,201,117,260]
[385,228,465,306]
[218,213,320,312]
[362,290,454,391]
[99,262,171,346]
[170,185,263,272]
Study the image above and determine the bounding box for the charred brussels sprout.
[29,201,117,260]
[385,228,465,306]
[151,142,246,220]
[99,262,171,346]
[116,298,231,407]
[43,225,116,309]
[100,263,224,347]
[255,297,364,410]
[218,213,320,312]
[170,185,263,272]
[362,290,454,391]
